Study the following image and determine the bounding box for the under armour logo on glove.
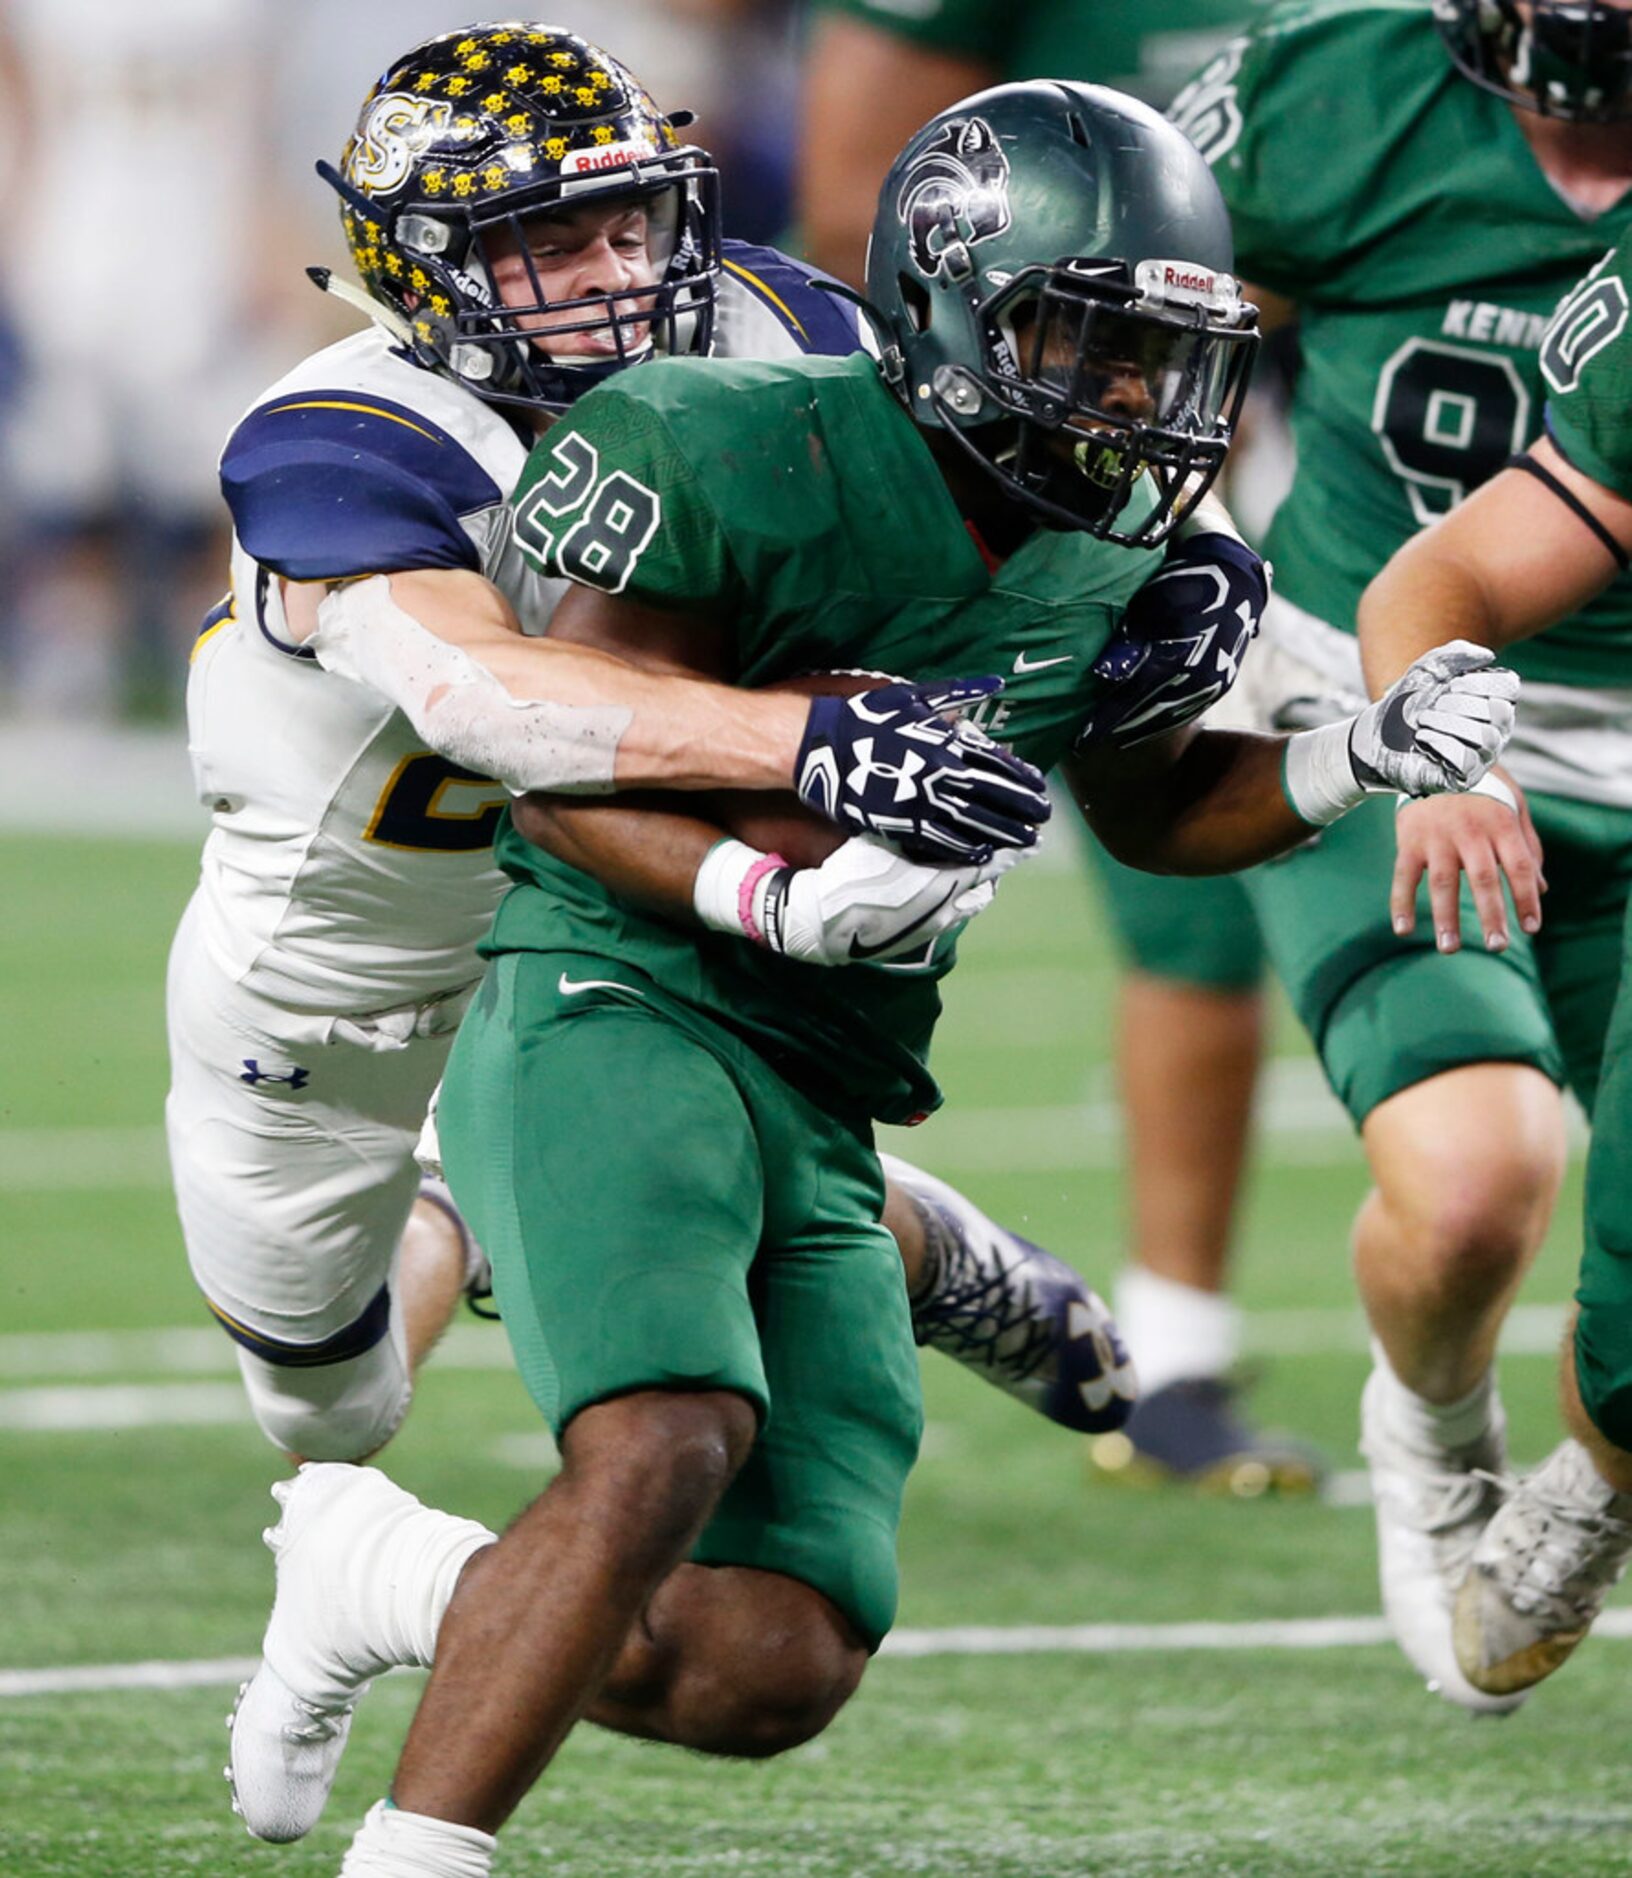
[1074,530,1268,749]
[796,678,1051,863]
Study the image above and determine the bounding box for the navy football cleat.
[1089,1376,1324,1497]
[885,1157,1137,1433]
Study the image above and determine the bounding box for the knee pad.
[215,1287,413,1461]
[236,1339,412,1461]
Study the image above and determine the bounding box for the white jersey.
[186,244,862,1017]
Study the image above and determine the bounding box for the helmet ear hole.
[897,273,930,335]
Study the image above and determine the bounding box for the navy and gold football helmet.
[322,24,720,414]
[865,82,1258,547]
[1436,0,1632,121]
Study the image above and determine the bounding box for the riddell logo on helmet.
[563,138,657,175]
[1135,258,1238,313]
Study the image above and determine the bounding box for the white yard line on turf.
[0,1302,1577,1392]
[10,1610,1632,1697]
[2,1099,1355,1190]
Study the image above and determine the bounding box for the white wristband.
[1282,719,1364,828]
[1468,771,1519,815]
[1394,771,1519,816]
[692,838,787,946]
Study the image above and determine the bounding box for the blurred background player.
[1164,0,1632,1710]
[797,0,1314,1492]
[0,0,311,722]
[1354,224,1632,1700]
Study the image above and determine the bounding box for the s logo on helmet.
[348,92,454,195]
[896,115,1012,279]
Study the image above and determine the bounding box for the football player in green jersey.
[1164,0,1632,1712]
[230,87,1516,1874]
[800,0,1298,1497]
[801,0,1275,282]
[1354,225,1632,1699]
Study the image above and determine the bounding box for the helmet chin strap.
[306,267,417,346]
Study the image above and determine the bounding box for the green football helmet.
[864,81,1258,546]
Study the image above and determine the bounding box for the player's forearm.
[1356,446,1628,696]
[386,568,809,790]
[508,794,719,921]
[601,671,809,792]
[450,625,810,792]
[1357,536,1512,699]
[308,570,807,794]
[1074,732,1312,877]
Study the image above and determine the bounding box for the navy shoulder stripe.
[221,390,500,581]
[720,242,863,359]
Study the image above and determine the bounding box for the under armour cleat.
[1359,1368,1524,1715]
[1088,1376,1324,1498]
[1454,1438,1632,1696]
[894,1162,1137,1433]
[228,1464,405,1841]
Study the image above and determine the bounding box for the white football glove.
[694,835,1020,967]
[1283,640,1518,827]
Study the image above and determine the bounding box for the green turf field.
[0,831,1617,1877]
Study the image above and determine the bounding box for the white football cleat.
[1454,1438,1632,1696]
[1359,1368,1526,1715]
[228,1463,408,1842]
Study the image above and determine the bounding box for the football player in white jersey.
[167,22,1125,1529]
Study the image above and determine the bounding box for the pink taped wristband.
[737,853,789,947]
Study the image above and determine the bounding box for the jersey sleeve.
[811,0,1005,66]
[1541,237,1632,502]
[1168,4,1375,298]
[511,381,743,615]
[219,391,500,581]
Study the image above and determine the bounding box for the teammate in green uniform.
[1164,0,1632,1711]
[1353,221,1632,1698]
[226,87,1516,1874]
[801,0,1274,282]
[798,0,1298,1499]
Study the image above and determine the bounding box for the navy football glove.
[1075,530,1267,750]
[796,677,1051,863]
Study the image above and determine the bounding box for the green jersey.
[1543,232,1632,501]
[1171,0,1632,689]
[817,0,1273,109]
[500,351,1156,1125]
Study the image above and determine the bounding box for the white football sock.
[1368,1343,1496,1453]
[355,1477,494,1677]
[288,1465,495,1703]
[340,1800,497,1876]
[1113,1266,1240,1396]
